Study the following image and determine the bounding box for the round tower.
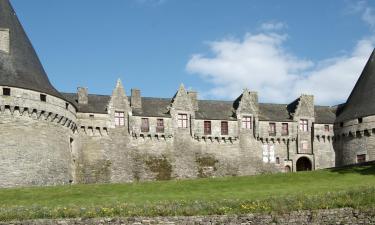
[334,50,375,166]
[0,0,78,187]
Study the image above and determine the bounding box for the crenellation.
[1,0,375,188]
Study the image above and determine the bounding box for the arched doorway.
[284,165,291,173]
[296,157,312,171]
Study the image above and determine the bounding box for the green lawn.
[0,163,375,221]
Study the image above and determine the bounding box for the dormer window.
[299,119,308,132]
[40,94,46,102]
[0,28,10,54]
[2,87,10,96]
[115,111,125,127]
[177,114,188,128]
[242,116,252,129]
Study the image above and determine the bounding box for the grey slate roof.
[62,93,110,114]
[314,106,337,124]
[0,0,65,100]
[63,92,335,123]
[336,49,375,122]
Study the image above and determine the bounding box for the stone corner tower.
[0,0,78,188]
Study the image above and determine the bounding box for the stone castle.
[0,0,373,188]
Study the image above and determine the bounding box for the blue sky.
[11,0,375,105]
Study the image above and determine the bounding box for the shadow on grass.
[329,161,375,175]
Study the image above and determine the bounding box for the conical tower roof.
[0,0,63,98]
[337,49,375,122]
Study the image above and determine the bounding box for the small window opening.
[2,88,10,96]
[40,94,46,102]
[357,154,366,163]
[89,114,94,118]
[141,118,150,132]
[65,103,69,109]
[324,125,330,132]
[276,157,280,164]
[340,122,343,127]
[156,118,164,133]
[204,121,212,135]
[358,118,363,123]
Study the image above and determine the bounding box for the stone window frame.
[40,94,47,102]
[177,113,188,128]
[324,124,330,132]
[156,118,164,133]
[204,121,212,135]
[299,119,308,132]
[141,118,149,132]
[2,87,10,96]
[282,123,289,136]
[242,116,252,129]
[269,122,276,136]
[221,121,228,135]
[114,111,125,127]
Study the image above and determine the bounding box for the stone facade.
[0,0,373,188]
[2,208,375,225]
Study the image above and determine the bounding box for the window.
[40,94,47,102]
[357,154,366,163]
[301,141,309,151]
[276,157,280,164]
[115,111,125,127]
[178,114,188,128]
[89,114,94,118]
[65,102,69,109]
[300,119,308,132]
[156,119,164,133]
[340,122,344,127]
[282,123,289,136]
[221,121,228,135]
[141,118,149,132]
[269,123,276,136]
[242,116,252,129]
[0,29,10,53]
[2,88,10,96]
[358,118,363,123]
[324,125,330,132]
[204,121,211,135]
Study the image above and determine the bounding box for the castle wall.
[334,115,375,166]
[313,124,335,169]
[0,87,77,188]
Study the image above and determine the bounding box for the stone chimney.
[131,89,142,109]
[188,91,199,111]
[77,87,88,105]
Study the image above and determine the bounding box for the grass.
[0,163,375,221]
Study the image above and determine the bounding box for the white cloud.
[348,0,375,27]
[260,22,287,31]
[186,30,375,105]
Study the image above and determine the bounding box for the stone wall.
[0,87,77,188]
[3,208,374,225]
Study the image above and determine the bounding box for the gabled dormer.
[107,79,131,129]
[234,89,259,136]
[234,89,259,116]
[170,84,195,136]
[288,94,315,154]
[171,84,194,112]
